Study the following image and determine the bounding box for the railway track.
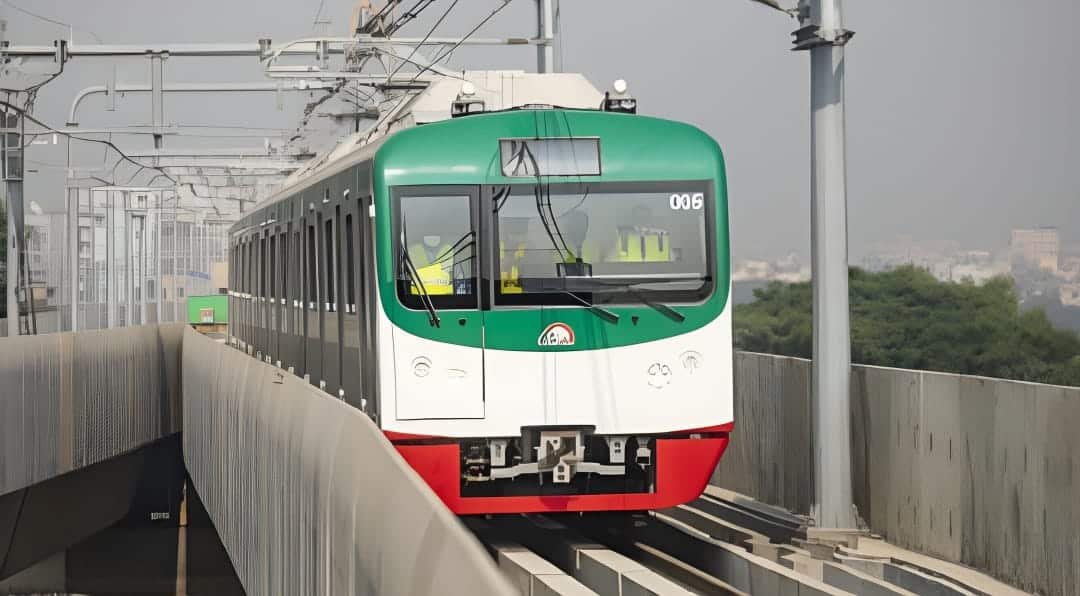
[466,487,1002,596]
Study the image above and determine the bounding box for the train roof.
[237,72,725,233]
[274,71,605,195]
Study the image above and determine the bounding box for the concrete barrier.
[0,323,183,496]
[712,352,1080,596]
[182,328,513,595]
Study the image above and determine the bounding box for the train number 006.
[669,193,704,210]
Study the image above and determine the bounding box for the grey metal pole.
[68,186,78,332]
[5,183,16,337]
[536,0,555,73]
[798,0,855,529]
[3,107,22,337]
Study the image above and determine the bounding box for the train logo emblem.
[538,322,575,346]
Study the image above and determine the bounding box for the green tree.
[734,265,1080,386]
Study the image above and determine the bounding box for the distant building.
[63,186,237,331]
[731,253,810,283]
[1010,227,1060,273]
[1062,284,1080,307]
[1059,256,1080,282]
[23,212,67,310]
[731,260,771,282]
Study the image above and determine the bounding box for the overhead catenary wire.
[385,0,461,83]
[311,0,327,30]
[0,99,248,203]
[0,100,177,186]
[409,0,515,83]
[383,0,436,36]
[365,0,517,143]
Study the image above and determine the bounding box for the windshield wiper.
[399,241,441,327]
[563,277,688,323]
[624,289,685,323]
[561,290,619,324]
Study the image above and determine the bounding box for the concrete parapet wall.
[181,328,512,595]
[712,352,1080,596]
[0,324,183,496]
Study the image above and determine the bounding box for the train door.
[256,231,266,355]
[320,190,341,395]
[278,223,290,370]
[359,185,380,420]
[391,186,484,420]
[341,174,364,410]
[244,237,253,348]
[289,221,301,373]
[304,210,322,386]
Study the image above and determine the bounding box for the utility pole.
[2,105,23,337]
[792,0,856,529]
[536,0,555,73]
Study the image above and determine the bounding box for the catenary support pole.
[797,0,856,529]
[536,0,555,73]
[5,182,16,337]
[3,108,23,338]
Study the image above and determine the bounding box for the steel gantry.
[0,0,560,340]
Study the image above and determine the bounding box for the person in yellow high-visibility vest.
[408,235,455,295]
[499,239,528,294]
[610,225,672,262]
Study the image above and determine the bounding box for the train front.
[373,103,733,514]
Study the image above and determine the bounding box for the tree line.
[734,265,1080,387]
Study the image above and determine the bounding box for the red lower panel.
[394,435,730,515]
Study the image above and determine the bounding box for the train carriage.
[229,73,733,514]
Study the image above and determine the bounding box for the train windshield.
[492,182,714,306]
[395,190,478,310]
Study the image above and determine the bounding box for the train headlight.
[602,79,636,114]
[412,356,432,378]
[452,81,485,118]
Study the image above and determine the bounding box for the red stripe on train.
[390,425,732,515]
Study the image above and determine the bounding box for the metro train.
[227,73,734,514]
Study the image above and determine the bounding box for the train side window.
[307,224,318,310]
[345,213,355,314]
[292,229,300,309]
[248,240,253,295]
[395,192,477,309]
[280,226,289,330]
[269,234,277,301]
[238,242,243,294]
[260,236,267,299]
[324,218,336,312]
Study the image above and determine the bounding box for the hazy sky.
[4,0,1078,261]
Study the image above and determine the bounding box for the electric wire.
[0,100,251,204]
[366,0,516,142]
[311,0,327,30]
[409,0,515,83]
[0,99,175,185]
[383,0,436,35]
[0,0,103,42]
[385,0,460,83]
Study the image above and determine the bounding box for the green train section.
[373,108,731,351]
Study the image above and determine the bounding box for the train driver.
[408,234,455,295]
[608,205,672,263]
